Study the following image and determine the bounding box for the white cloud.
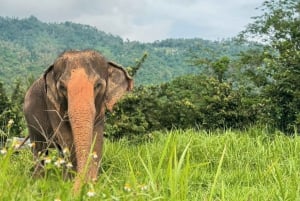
[0,0,265,42]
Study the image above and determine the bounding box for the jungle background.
[0,0,299,142]
[1,1,300,200]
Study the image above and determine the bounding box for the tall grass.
[1,128,300,200]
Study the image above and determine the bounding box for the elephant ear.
[105,61,133,111]
[43,65,61,111]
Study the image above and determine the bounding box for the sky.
[0,0,265,42]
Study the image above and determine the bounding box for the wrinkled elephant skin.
[23,50,133,192]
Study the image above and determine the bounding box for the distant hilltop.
[0,16,256,87]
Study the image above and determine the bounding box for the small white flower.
[7,119,14,127]
[140,184,148,191]
[124,183,131,192]
[87,190,96,197]
[0,148,7,155]
[14,143,20,149]
[63,147,69,154]
[92,152,98,159]
[54,161,61,167]
[54,158,65,167]
[44,157,52,164]
[54,198,61,201]
[28,142,35,148]
[66,162,73,168]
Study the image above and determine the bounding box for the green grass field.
[1,128,300,201]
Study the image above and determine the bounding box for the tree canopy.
[240,0,300,133]
[0,16,254,88]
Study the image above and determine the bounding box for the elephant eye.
[60,85,67,92]
[94,82,102,90]
[57,82,67,94]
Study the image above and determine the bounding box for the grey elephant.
[24,50,133,191]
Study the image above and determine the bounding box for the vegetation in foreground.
[0,1,299,199]
[1,128,300,201]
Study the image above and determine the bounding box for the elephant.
[23,50,133,191]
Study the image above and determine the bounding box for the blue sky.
[0,0,265,42]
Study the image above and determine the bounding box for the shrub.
[105,75,261,139]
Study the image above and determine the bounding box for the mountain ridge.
[0,16,251,87]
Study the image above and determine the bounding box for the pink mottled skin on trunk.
[67,68,96,190]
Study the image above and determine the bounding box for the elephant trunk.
[67,69,96,191]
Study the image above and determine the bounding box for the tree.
[210,56,230,83]
[240,0,300,133]
[0,82,9,114]
[126,52,148,77]
[189,54,231,83]
[0,80,26,144]
[0,81,11,143]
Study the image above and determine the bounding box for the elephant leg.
[29,128,50,178]
[26,116,53,178]
[32,147,48,178]
[54,126,77,180]
[61,144,77,180]
[89,125,104,181]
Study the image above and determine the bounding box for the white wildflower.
[44,157,52,164]
[63,147,69,154]
[66,162,73,168]
[28,142,35,148]
[54,158,65,167]
[14,143,20,149]
[87,190,96,197]
[91,151,98,159]
[7,119,14,128]
[0,148,7,155]
[124,183,131,192]
[140,184,148,191]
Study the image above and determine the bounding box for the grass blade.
[209,145,226,201]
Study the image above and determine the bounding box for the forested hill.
[0,16,251,86]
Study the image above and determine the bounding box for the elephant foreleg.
[31,141,49,178]
[89,131,104,181]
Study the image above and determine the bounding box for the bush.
[105,75,261,139]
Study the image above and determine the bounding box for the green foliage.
[190,55,230,83]
[1,129,300,200]
[0,80,26,142]
[0,16,264,139]
[0,16,254,87]
[1,3,299,137]
[126,52,148,77]
[106,74,261,139]
[105,86,159,139]
[240,0,300,133]
[211,57,230,83]
[0,82,10,142]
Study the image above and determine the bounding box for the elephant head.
[42,50,133,190]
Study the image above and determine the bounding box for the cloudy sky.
[0,0,264,42]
